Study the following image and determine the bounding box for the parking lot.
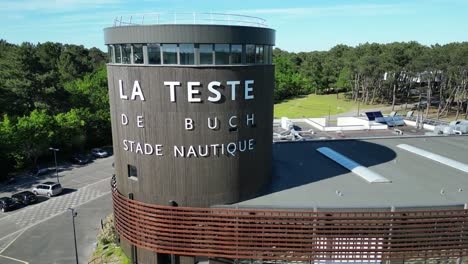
[0,156,114,263]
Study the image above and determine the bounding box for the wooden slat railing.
[112,187,468,261]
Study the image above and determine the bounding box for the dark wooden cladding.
[107,65,274,207]
[104,25,275,45]
[112,188,468,261]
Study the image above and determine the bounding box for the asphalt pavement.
[0,156,114,264]
[0,194,112,264]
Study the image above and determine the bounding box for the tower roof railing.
[113,12,268,28]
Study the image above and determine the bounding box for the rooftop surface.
[273,118,428,141]
[236,135,468,209]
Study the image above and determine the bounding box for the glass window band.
[107,44,273,65]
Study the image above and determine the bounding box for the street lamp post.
[49,147,60,183]
[68,208,79,264]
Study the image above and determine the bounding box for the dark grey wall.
[104,24,275,45]
[108,65,274,207]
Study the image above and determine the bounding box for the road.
[0,156,114,264]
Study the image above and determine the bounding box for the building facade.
[105,14,468,264]
[104,15,276,263]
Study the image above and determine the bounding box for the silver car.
[91,148,109,158]
[32,182,63,197]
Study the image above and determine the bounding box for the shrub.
[97,214,118,245]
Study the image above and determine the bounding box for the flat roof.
[235,136,468,209]
[273,119,427,140]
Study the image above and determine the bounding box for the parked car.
[91,148,109,158]
[0,197,17,212]
[11,191,38,205]
[32,182,63,197]
[70,154,91,165]
[30,166,50,177]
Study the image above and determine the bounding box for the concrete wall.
[304,117,387,132]
[404,120,436,131]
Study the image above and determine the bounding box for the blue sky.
[2,0,468,52]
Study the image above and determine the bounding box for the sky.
[1,0,468,52]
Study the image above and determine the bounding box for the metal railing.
[113,12,268,28]
[112,187,468,262]
[405,115,450,126]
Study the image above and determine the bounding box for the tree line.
[274,42,468,119]
[0,40,110,177]
[2,39,468,177]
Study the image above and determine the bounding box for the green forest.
[1,40,468,178]
[274,42,468,116]
[0,40,109,177]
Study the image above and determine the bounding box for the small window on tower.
[128,164,138,180]
[132,45,144,64]
[115,45,122,63]
[122,44,131,64]
[246,44,255,64]
[108,45,115,63]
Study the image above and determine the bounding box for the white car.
[91,148,109,158]
[32,182,63,197]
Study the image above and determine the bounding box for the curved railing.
[112,12,268,28]
[112,188,468,261]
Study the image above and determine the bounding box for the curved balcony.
[111,185,468,262]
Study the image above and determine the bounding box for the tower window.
[215,44,229,65]
[115,45,122,63]
[128,164,138,179]
[199,44,214,64]
[108,45,115,63]
[230,44,242,64]
[255,45,264,64]
[246,44,255,64]
[148,44,161,64]
[162,44,178,64]
[122,44,131,64]
[132,45,144,64]
[179,44,195,65]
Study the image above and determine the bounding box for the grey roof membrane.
[236,136,468,209]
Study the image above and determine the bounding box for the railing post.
[128,193,137,264]
[386,206,396,264]
[168,200,179,264]
[312,206,318,263]
[457,204,468,264]
[235,204,239,262]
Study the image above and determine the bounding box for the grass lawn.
[274,93,387,118]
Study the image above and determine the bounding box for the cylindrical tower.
[104,13,275,263]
